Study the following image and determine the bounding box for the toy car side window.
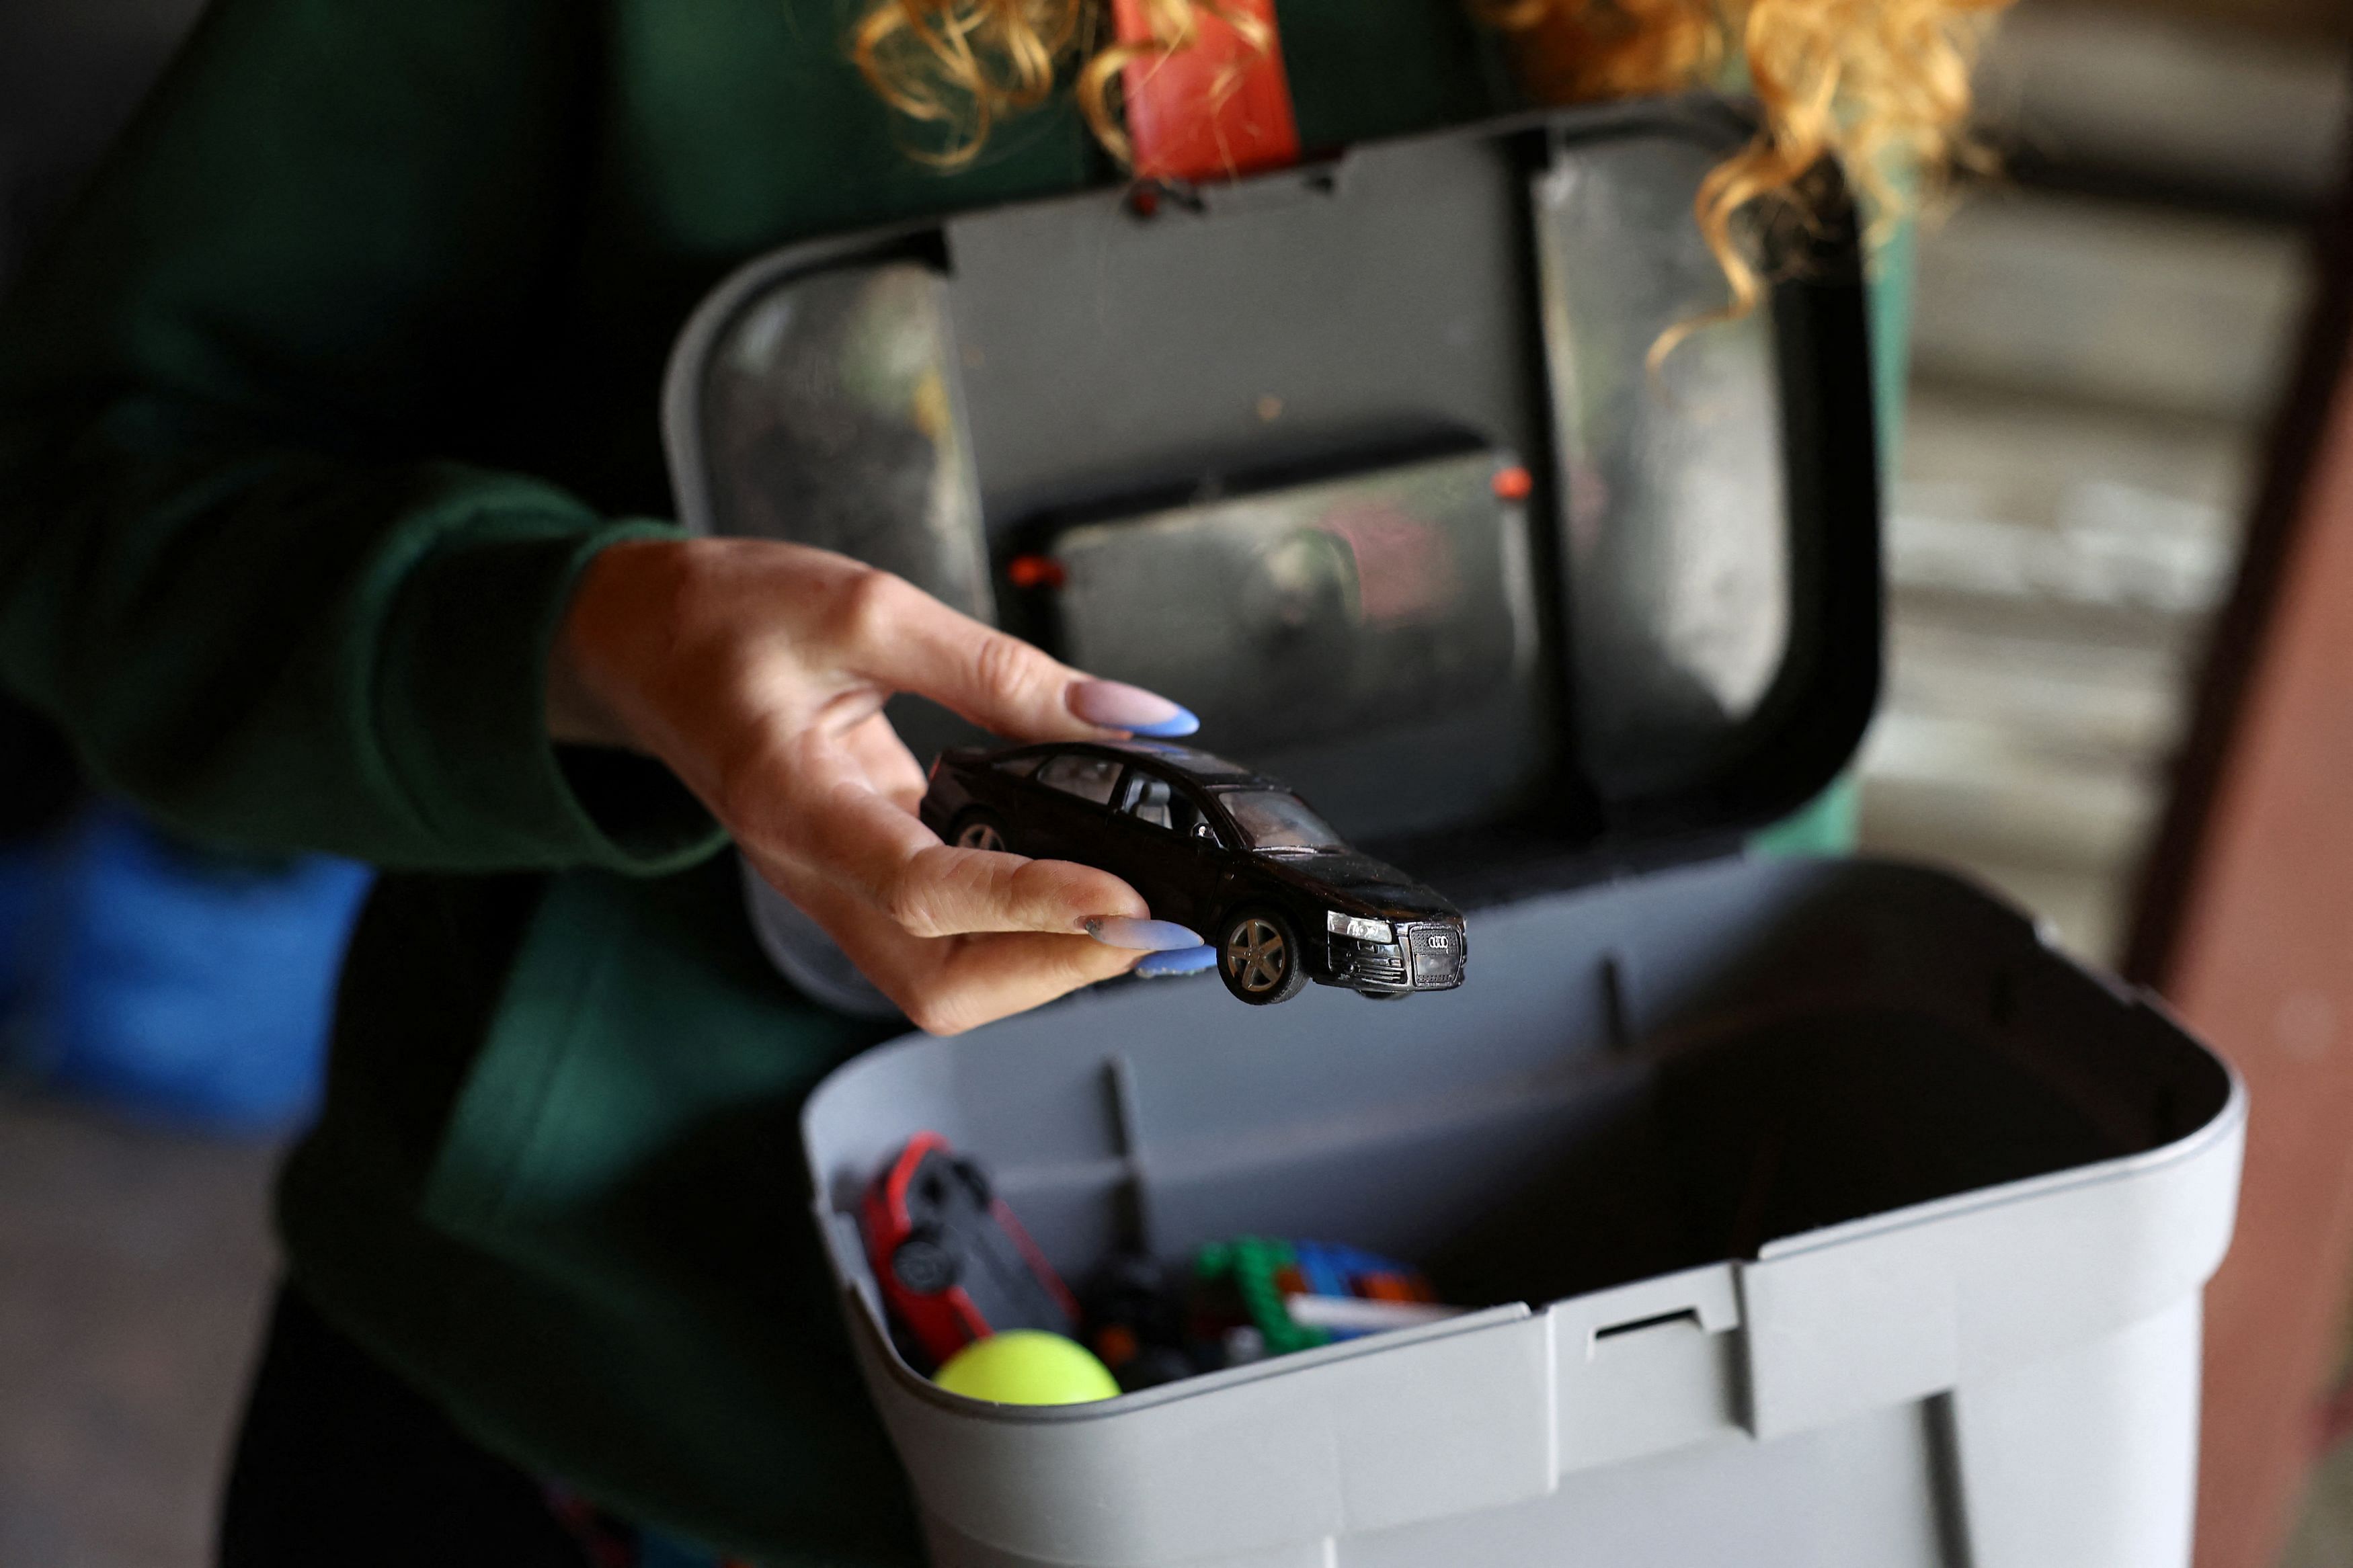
[1123,774,1199,834]
[995,755,1043,778]
[1035,753,1123,806]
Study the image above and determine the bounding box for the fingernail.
[1084,916,1203,952]
[1135,944,1218,978]
[1068,679,1200,739]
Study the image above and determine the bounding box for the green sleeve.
[0,0,721,872]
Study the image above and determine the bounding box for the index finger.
[830,569,1194,742]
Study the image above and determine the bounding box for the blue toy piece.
[1291,1241,1394,1305]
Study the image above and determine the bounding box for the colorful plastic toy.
[1193,1237,1441,1356]
[1080,1252,1207,1393]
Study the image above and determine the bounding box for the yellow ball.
[933,1331,1121,1405]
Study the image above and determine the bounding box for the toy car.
[860,1132,1078,1370]
[919,739,1468,1004]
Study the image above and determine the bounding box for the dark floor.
[0,1092,278,1568]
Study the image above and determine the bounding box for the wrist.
[547,534,692,751]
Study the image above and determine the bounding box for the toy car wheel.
[1218,907,1307,1005]
[891,1234,960,1295]
[951,810,1010,854]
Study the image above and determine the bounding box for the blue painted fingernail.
[1084,916,1203,952]
[1127,710,1202,739]
[1136,944,1218,978]
[1068,679,1201,739]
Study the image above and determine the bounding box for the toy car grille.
[1406,925,1464,983]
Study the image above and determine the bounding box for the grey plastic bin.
[802,856,2241,1568]
[656,95,2244,1567]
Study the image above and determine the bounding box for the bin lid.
[663,95,1879,911]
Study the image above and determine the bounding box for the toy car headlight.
[1326,912,1394,943]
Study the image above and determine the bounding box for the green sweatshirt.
[0,2,1512,1561]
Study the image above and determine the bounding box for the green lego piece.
[1196,1236,1332,1356]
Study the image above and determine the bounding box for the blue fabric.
[26,802,372,1132]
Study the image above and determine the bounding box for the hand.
[547,536,1201,1034]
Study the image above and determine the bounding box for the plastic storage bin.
[663,97,2245,1565]
[803,858,2240,1568]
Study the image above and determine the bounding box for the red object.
[1006,553,1066,590]
[1492,464,1534,502]
[1357,1271,1435,1304]
[1094,1322,1141,1369]
[2119,137,2353,1568]
[1113,0,1300,184]
[861,1132,1078,1369]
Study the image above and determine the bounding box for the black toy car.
[920,740,1467,1004]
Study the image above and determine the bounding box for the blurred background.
[1,0,2349,1564]
[1860,0,2346,968]
[2,9,360,1567]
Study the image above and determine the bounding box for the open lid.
[663,95,1880,912]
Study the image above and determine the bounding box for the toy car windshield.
[1220,791,1345,854]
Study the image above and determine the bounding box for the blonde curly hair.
[852,0,2011,320]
